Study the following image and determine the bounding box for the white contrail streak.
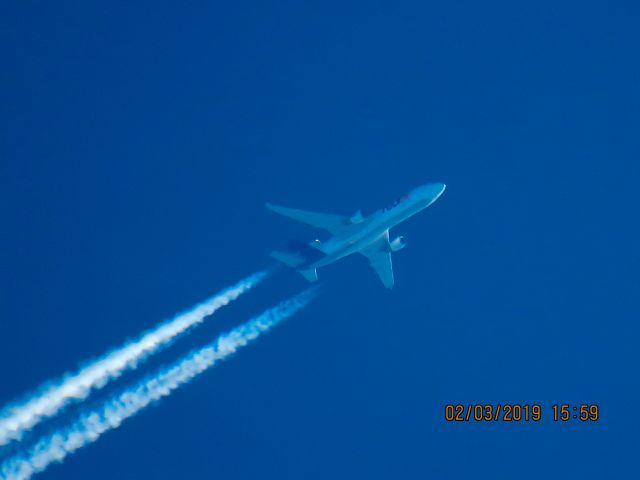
[0,289,315,480]
[0,271,267,446]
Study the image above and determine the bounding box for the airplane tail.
[270,250,305,268]
[269,251,319,283]
[299,268,318,282]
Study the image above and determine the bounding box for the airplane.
[266,182,446,288]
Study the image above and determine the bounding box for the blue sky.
[1,1,638,478]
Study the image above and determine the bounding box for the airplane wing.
[360,230,394,289]
[266,202,348,235]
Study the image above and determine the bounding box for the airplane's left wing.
[360,230,394,289]
[266,203,348,235]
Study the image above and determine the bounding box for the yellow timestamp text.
[444,404,600,422]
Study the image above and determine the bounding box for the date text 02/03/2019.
[444,404,600,422]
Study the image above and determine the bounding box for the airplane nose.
[410,182,446,206]
[414,182,446,197]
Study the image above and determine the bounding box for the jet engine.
[350,210,364,224]
[389,236,407,252]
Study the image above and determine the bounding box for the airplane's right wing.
[360,230,394,289]
[266,203,348,235]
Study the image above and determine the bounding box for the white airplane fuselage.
[267,182,446,287]
[307,182,446,269]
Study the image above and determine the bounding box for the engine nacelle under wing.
[350,210,364,224]
[389,236,407,252]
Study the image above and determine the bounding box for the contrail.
[0,289,316,480]
[0,271,267,446]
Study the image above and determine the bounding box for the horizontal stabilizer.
[270,251,305,268]
[299,268,318,282]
